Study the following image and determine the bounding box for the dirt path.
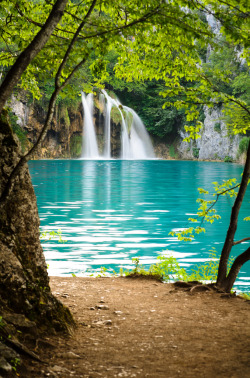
[26,277,250,378]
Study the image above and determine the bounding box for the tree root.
[172,281,236,296]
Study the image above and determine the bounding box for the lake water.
[28,159,250,292]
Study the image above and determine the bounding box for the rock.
[3,313,37,335]
[0,357,12,374]
[57,351,80,359]
[93,320,112,326]
[177,106,240,161]
[0,341,20,361]
[50,365,71,373]
[114,311,123,315]
[96,305,109,310]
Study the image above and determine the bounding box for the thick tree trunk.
[0,112,74,331]
[0,0,68,114]
[216,142,250,291]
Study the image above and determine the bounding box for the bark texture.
[0,112,74,331]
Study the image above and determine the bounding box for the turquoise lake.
[28,159,250,292]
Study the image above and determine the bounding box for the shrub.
[238,137,250,156]
[70,134,82,157]
[224,155,233,163]
[192,147,199,158]
[169,144,177,158]
[214,122,221,133]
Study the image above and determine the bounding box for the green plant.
[192,147,199,158]
[40,229,67,243]
[131,257,140,273]
[11,358,21,372]
[239,292,250,300]
[169,145,177,158]
[149,255,188,282]
[123,250,235,285]
[214,122,221,133]
[224,155,233,163]
[70,134,82,157]
[238,137,250,156]
[188,248,235,282]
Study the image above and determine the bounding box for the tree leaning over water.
[0,1,249,338]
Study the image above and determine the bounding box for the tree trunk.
[0,0,68,114]
[221,247,250,292]
[0,112,74,331]
[216,141,250,291]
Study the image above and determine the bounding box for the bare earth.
[25,277,250,378]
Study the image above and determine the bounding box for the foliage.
[188,248,234,282]
[40,229,67,243]
[149,255,188,282]
[214,122,221,133]
[169,178,243,241]
[239,292,250,300]
[169,144,177,159]
[238,137,250,156]
[124,251,234,285]
[224,156,233,163]
[192,147,199,159]
[11,358,21,373]
[70,134,82,157]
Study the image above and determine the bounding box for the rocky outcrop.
[177,107,241,161]
[9,95,83,158]
[0,111,74,332]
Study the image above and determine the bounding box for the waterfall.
[81,92,99,159]
[81,90,155,159]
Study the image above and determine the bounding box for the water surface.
[29,160,250,292]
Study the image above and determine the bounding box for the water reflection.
[28,160,250,291]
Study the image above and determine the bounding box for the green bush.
[123,250,235,285]
[214,122,221,133]
[224,155,233,163]
[238,137,250,156]
[70,134,82,157]
[169,145,177,158]
[192,147,199,158]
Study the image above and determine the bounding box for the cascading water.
[81,90,155,159]
[81,92,99,159]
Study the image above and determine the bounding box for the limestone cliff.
[9,95,83,158]
[177,107,241,161]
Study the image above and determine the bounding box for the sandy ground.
[23,277,250,378]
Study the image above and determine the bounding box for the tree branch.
[0,0,69,114]
[233,237,250,246]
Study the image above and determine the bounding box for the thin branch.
[199,184,240,226]
[55,0,97,87]
[233,237,250,246]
